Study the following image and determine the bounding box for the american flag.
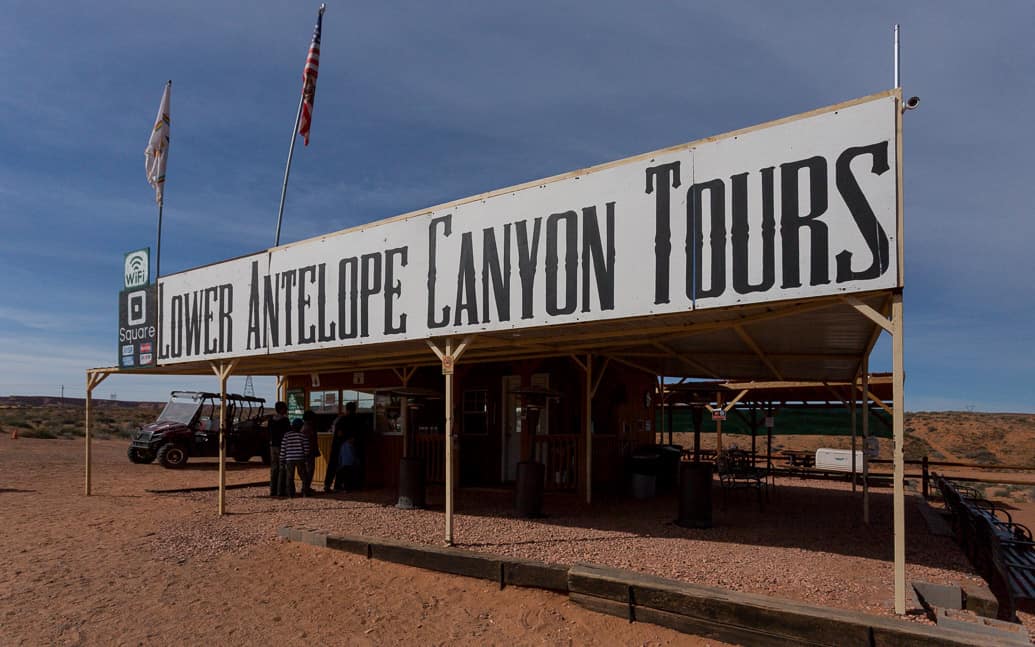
[298,5,324,146]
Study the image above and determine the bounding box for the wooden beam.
[652,342,720,379]
[843,295,894,333]
[733,324,784,380]
[723,389,749,412]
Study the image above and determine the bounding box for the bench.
[935,474,1035,619]
[716,449,765,510]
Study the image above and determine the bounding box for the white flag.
[145,81,171,205]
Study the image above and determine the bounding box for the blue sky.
[0,1,1031,411]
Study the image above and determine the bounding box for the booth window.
[462,389,488,436]
[310,390,339,414]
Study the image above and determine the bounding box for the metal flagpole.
[274,94,305,248]
[275,4,325,247]
[156,200,164,278]
[894,24,900,88]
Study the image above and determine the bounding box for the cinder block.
[935,609,1029,645]
[961,582,998,619]
[913,581,962,610]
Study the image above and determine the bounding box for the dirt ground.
[0,436,723,646]
[2,435,1030,645]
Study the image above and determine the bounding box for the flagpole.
[275,3,325,247]
[156,200,164,278]
[275,94,305,248]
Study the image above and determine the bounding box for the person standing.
[268,402,290,497]
[280,418,310,497]
[300,410,320,496]
[325,401,357,492]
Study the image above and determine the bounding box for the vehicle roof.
[169,391,266,404]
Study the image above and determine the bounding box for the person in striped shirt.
[280,417,310,497]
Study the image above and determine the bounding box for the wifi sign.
[124,248,150,289]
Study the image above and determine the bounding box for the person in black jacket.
[325,401,358,492]
[268,402,291,497]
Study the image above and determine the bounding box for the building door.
[501,373,549,482]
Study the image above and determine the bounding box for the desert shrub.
[963,449,999,465]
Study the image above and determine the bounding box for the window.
[310,390,339,414]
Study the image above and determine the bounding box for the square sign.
[124,248,150,289]
[118,285,157,368]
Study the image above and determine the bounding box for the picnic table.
[780,449,815,469]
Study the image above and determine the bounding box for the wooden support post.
[212,360,237,516]
[657,375,664,445]
[428,337,472,546]
[862,358,870,525]
[892,291,906,615]
[715,391,724,453]
[585,355,593,504]
[444,338,454,546]
[922,455,929,500]
[276,375,287,401]
[84,370,109,496]
[850,380,858,494]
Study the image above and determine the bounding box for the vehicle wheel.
[233,454,251,463]
[157,443,189,469]
[260,449,271,466]
[127,447,156,464]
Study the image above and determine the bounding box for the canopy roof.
[94,289,891,385]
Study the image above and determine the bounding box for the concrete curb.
[279,526,1012,646]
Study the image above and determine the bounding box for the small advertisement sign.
[124,248,150,289]
[711,409,727,421]
[118,285,157,368]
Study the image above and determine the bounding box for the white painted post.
[862,359,870,525]
[892,292,906,614]
[444,338,454,546]
[85,373,93,496]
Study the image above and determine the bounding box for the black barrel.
[657,444,683,491]
[515,460,545,517]
[396,456,426,509]
[675,461,713,528]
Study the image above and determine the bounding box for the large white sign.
[156,92,899,364]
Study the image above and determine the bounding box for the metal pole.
[156,201,164,278]
[892,292,906,614]
[444,339,454,546]
[274,94,306,247]
[894,24,901,88]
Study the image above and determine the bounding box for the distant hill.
[906,411,1035,466]
[0,396,162,439]
[0,395,162,408]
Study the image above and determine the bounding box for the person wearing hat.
[279,417,310,497]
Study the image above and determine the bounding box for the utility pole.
[60,384,64,405]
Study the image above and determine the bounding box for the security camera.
[903,96,920,111]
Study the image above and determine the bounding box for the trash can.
[675,461,713,528]
[515,460,545,517]
[629,449,661,499]
[657,444,683,491]
[396,456,426,509]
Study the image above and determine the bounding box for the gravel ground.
[5,436,1032,643]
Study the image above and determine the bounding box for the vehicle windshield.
[156,398,202,425]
